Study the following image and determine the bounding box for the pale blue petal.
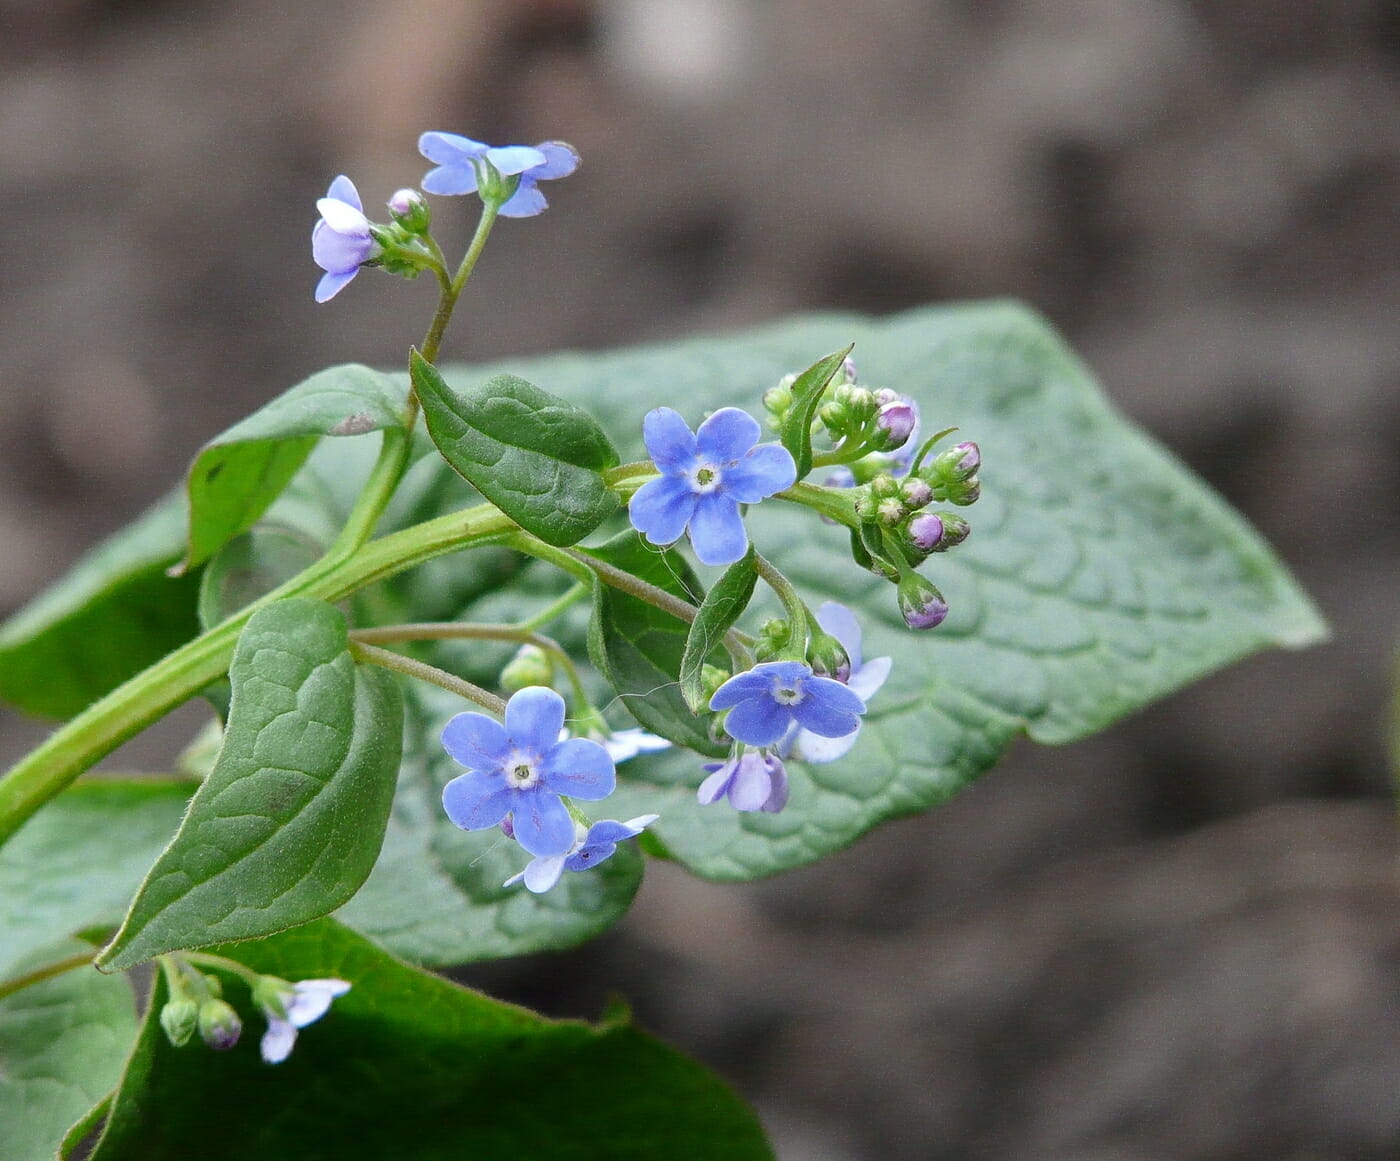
[421,164,480,196]
[325,175,362,212]
[531,141,580,179]
[504,687,566,750]
[510,788,575,856]
[497,182,548,218]
[643,408,698,470]
[728,757,773,811]
[761,760,790,812]
[522,854,567,893]
[313,220,372,275]
[722,444,796,503]
[316,196,369,234]
[442,771,511,830]
[816,601,863,666]
[315,269,357,303]
[629,475,696,547]
[849,656,892,701]
[441,712,509,770]
[723,697,792,746]
[285,980,349,1027]
[792,727,859,765]
[689,493,747,566]
[541,737,615,800]
[483,145,548,176]
[695,407,761,461]
[260,1020,297,1064]
[697,763,734,805]
[418,131,488,164]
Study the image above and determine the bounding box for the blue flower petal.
[521,853,568,892]
[697,763,734,804]
[642,408,698,471]
[442,771,512,831]
[791,676,865,738]
[532,141,581,180]
[441,711,509,770]
[723,697,792,747]
[325,174,362,212]
[312,221,371,274]
[816,602,864,667]
[689,493,748,566]
[791,727,860,765]
[721,444,797,503]
[418,131,488,164]
[709,666,783,710]
[510,788,575,856]
[315,269,358,303]
[583,817,651,844]
[695,407,761,461]
[421,164,480,196]
[482,145,548,176]
[728,756,774,811]
[564,839,618,871]
[629,474,696,547]
[497,182,548,218]
[541,738,616,800]
[504,687,566,750]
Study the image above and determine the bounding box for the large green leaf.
[427,302,1325,878]
[338,682,643,966]
[0,941,138,1161]
[180,364,408,570]
[98,599,403,970]
[0,495,202,719]
[414,356,620,546]
[0,780,191,977]
[88,917,773,1161]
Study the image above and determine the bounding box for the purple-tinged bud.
[386,188,430,232]
[900,477,933,510]
[197,999,242,1051]
[873,387,899,407]
[937,512,971,548]
[874,401,917,450]
[498,816,516,840]
[906,513,944,553]
[840,355,859,384]
[808,628,852,683]
[952,441,980,474]
[898,574,949,631]
[948,478,980,506]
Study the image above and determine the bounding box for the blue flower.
[598,728,672,764]
[441,687,615,856]
[504,813,658,893]
[698,750,789,813]
[418,133,579,217]
[779,602,891,764]
[257,978,351,1065]
[709,660,866,748]
[312,176,378,302]
[629,407,796,566]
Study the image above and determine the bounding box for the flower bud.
[900,477,933,509]
[873,401,917,450]
[252,975,294,1022]
[873,388,899,407]
[898,574,949,631]
[197,999,242,1051]
[818,401,846,433]
[945,478,980,506]
[869,473,901,500]
[840,355,859,384]
[386,188,431,233]
[807,628,851,683]
[160,997,200,1048]
[754,619,791,662]
[936,512,971,549]
[876,496,905,526]
[905,513,944,554]
[928,440,980,483]
[501,644,554,693]
[700,664,731,704]
[763,378,793,418]
[845,387,877,423]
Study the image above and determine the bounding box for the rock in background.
[1,1,1396,1157]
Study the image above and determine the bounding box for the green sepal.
[778,344,854,479]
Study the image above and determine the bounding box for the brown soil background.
[2,2,1397,1157]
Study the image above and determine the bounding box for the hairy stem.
[0,951,95,1003]
[351,641,507,716]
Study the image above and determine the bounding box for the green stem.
[774,481,859,528]
[182,951,266,989]
[513,583,589,632]
[0,951,94,1002]
[420,200,501,365]
[351,640,507,716]
[753,552,810,658]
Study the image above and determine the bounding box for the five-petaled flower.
[698,750,790,813]
[779,602,891,764]
[419,132,580,217]
[710,660,866,748]
[312,176,378,303]
[257,978,351,1065]
[505,814,659,893]
[441,687,615,856]
[629,407,796,566]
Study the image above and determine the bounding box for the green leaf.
[0,780,191,977]
[680,548,757,712]
[583,531,728,757]
[0,495,202,719]
[778,344,854,479]
[426,302,1324,880]
[338,682,644,966]
[88,918,773,1161]
[197,524,324,631]
[414,354,620,546]
[98,599,403,971]
[0,940,138,1161]
[180,364,408,571]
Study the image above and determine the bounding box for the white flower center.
[687,461,723,494]
[504,750,541,790]
[771,682,805,706]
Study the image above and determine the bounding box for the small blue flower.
[418,132,579,217]
[441,686,615,856]
[779,603,891,764]
[257,978,351,1065]
[709,660,866,748]
[505,814,659,893]
[629,407,797,566]
[312,176,378,303]
[698,750,789,813]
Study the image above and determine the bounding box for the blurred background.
[2,0,1398,1157]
